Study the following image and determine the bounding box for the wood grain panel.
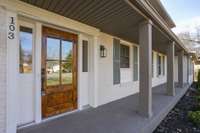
[42,26,78,118]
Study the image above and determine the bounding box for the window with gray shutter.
[133,46,138,81]
[120,44,130,68]
[113,38,120,84]
[82,40,88,72]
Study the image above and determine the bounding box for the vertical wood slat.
[113,38,120,84]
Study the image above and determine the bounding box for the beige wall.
[0,6,7,133]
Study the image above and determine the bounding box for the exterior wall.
[97,33,167,105]
[152,52,167,87]
[0,6,6,133]
[174,55,194,84]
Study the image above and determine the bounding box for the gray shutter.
[113,38,120,84]
[82,40,88,72]
[133,46,138,81]
[163,56,165,75]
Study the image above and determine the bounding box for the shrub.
[188,111,200,125]
[195,96,200,102]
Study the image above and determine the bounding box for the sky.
[161,0,200,34]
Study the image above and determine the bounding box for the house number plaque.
[8,17,16,40]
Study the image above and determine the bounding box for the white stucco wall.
[0,6,6,133]
[97,33,167,105]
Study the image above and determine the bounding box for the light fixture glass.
[100,45,107,58]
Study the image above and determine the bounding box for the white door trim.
[6,10,18,133]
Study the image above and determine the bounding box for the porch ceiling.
[20,0,171,50]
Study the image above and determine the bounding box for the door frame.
[41,26,78,118]
[17,19,36,126]
[16,18,97,128]
[4,1,100,131]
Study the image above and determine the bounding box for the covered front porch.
[18,83,190,133]
[0,1,194,133]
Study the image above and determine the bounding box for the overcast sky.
[161,0,200,34]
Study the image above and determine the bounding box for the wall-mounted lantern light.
[100,45,107,58]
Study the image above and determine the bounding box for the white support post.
[35,22,42,123]
[167,42,175,96]
[139,20,153,118]
[89,36,99,108]
[6,9,18,133]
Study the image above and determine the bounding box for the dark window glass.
[19,26,33,73]
[82,40,88,72]
[120,44,129,68]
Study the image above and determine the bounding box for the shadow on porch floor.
[18,83,190,133]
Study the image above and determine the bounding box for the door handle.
[41,91,46,96]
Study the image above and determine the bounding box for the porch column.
[178,50,184,87]
[187,55,190,84]
[139,20,153,118]
[166,42,175,96]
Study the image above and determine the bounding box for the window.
[133,46,138,81]
[82,40,88,72]
[157,54,162,76]
[46,38,73,86]
[120,44,129,68]
[19,26,33,73]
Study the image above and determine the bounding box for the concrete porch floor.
[18,83,190,133]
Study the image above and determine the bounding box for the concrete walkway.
[18,84,190,133]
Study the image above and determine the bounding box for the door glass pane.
[47,37,60,60]
[46,61,60,86]
[62,40,73,61]
[19,26,33,73]
[62,62,72,84]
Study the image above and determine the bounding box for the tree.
[62,50,72,72]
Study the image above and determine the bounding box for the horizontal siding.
[0,6,6,133]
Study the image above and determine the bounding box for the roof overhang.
[147,0,176,28]
[14,0,188,54]
[129,0,189,53]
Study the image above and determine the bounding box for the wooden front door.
[42,27,78,118]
